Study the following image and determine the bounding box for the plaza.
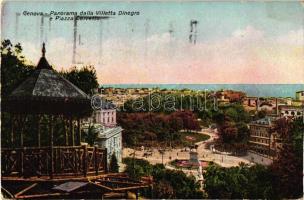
[122,128,272,177]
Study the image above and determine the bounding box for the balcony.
[1,146,107,179]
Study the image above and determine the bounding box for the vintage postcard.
[1,0,303,199]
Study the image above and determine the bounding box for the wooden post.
[104,148,108,173]
[37,115,42,176]
[20,115,25,176]
[70,117,75,146]
[20,115,24,147]
[64,118,69,146]
[150,184,154,199]
[37,115,41,147]
[135,190,139,200]
[10,115,14,146]
[82,144,87,177]
[94,146,98,175]
[49,115,54,179]
[77,118,81,145]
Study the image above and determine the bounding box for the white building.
[82,98,122,167]
[94,125,123,164]
[83,123,123,164]
[93,99,117,127]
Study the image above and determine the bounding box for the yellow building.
[296,91,304,101]
[249,117,281,158]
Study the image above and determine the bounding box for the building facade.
[82,98,122,168]
[94,125,123,164]
[248,117,281,158]
[82,124,123,164]
[93,100,117,127]
[216,90,246,103]
[84,98,117,127]
[296,91,304,101]
[279,105,303,119]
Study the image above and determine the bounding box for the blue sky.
[3,1,303,42]
[2,1,304,84]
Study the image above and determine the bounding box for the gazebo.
[1,44,151,199]
[2,43,107,179]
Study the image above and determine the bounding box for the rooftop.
[82,123,122,139]
[251,116,278,126]
[4,43,91,116]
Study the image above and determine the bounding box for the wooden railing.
[1,146,107,178]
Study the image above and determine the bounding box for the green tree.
[1,40,34,97]
[109,153,119,173]
[153,180,174,199]
[203,163,276,199]
[123,158,204,199]
[235,122,249,142]
[1,40,35,147]
[257,110,267,119]
[62,65,99,95]
[270,118,303,198]
[84,124,99,146]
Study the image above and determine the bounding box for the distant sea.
[102,84,304,98]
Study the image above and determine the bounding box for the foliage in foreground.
[109,153,119,173]
[203,163,277,199]
[204,118,304,199]
[270,118,303,199]
[123,158,205,199]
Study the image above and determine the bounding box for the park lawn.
[179,131,210,146]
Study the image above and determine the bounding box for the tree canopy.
[118,110,200,147]
[1,39,34,98]
[270,118,303,198]
[123,157,204,199]
[203,163,277,199]
[61,65,99,95]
